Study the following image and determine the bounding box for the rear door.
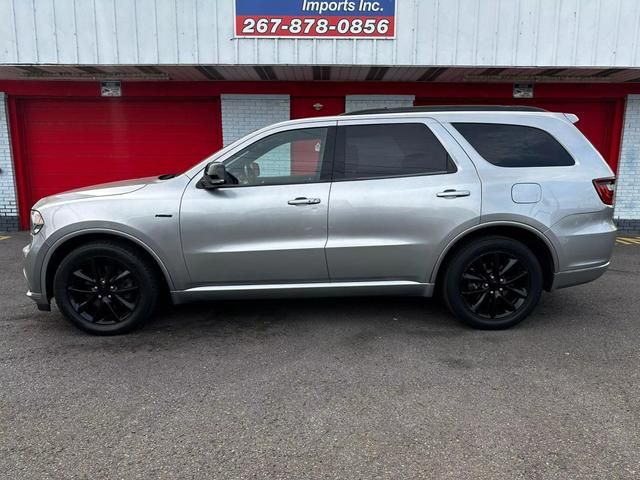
[326,118,481,284]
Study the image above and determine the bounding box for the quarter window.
[452,123,575,167]
[334,123,455,180]
[225,127,331,186]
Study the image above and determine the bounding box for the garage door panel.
[18,98,221,220]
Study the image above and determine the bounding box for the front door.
[326,118,481,284]
[180,125,335,286]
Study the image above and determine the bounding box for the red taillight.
[593,177,616,206]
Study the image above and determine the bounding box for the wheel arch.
[431,222,559,292]
[42,229,174,302]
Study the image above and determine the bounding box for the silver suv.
[23,106,617,335]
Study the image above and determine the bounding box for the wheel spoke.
[68,286,95,294]
[487,292,496,318]
[462,272,484,282]
[89,258,100,282]
[506,286,528,298]
[499,258,519,276]
[103,260,112,285]
[76,295,96,314]
[113,294,135,312]
[104,299,121,322]
[504,270,528,285]
[112,285,139,294]
[72,270,96,284]
[469,292,488,312]
[462,287,488,296]
[492,253,501,276]
[496,292,517,311]
[110,269,131,283]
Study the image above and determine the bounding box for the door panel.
[180,183,331,285]
[326,120,481,283]
[180,124,335,286]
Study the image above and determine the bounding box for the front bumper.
[23,235,51,311]
[26,289,51,311]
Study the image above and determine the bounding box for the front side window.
[333,123,455,180]
[452,123,575,167]
[225,127,331,186]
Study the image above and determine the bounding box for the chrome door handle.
[288,197,321,205]
[436,189,471,198]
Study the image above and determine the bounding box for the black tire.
[443,236,543,330]
[53,241,159,335]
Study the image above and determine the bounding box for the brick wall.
[221,94,290,146]
[614,95,640,234]
[0,93,19,232]
[345,95,415,113]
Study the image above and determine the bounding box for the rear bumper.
[551,262,609,290]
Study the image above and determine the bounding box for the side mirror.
[197,162,226,189]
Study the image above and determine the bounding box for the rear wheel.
[53,242,159,335]
[443,236,543,329]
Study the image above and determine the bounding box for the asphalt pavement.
[1,231,639,479]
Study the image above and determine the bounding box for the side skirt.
[170,280,435,304]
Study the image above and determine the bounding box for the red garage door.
[415,98,620,171]
[16,97,221,228]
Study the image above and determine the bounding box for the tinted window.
[334,123,454,180]
[225,127,331,186]
[452,123,575,167]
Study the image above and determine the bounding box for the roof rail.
[341,105,549,116]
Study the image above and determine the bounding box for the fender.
[429,220,560,284]
[39,228,176,300]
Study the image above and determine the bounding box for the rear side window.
[452,123,575,167]
[334,123,455,180]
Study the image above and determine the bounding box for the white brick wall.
[614,95,640,232]
[221,94,290,146]
[345,95,415,113]
[0,93,19,232]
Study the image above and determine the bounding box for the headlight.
[30,210,44,235]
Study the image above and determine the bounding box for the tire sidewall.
[444,237,543,330]
[53,243,158,335]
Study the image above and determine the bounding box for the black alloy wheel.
[459,251,530,320]
[443,236,543,329]
[66,256,140,325]
[54,241,159,335]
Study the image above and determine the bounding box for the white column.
[220,94,290,146]
[0,93,19,232]
[614,95,640,233]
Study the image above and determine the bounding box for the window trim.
[451,122,576,168]
[215,126,337,189]
[332,122,458,182]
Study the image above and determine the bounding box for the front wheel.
[53,241,159,335]
[443,236,543,330]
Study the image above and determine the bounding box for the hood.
[33,176,155,209]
